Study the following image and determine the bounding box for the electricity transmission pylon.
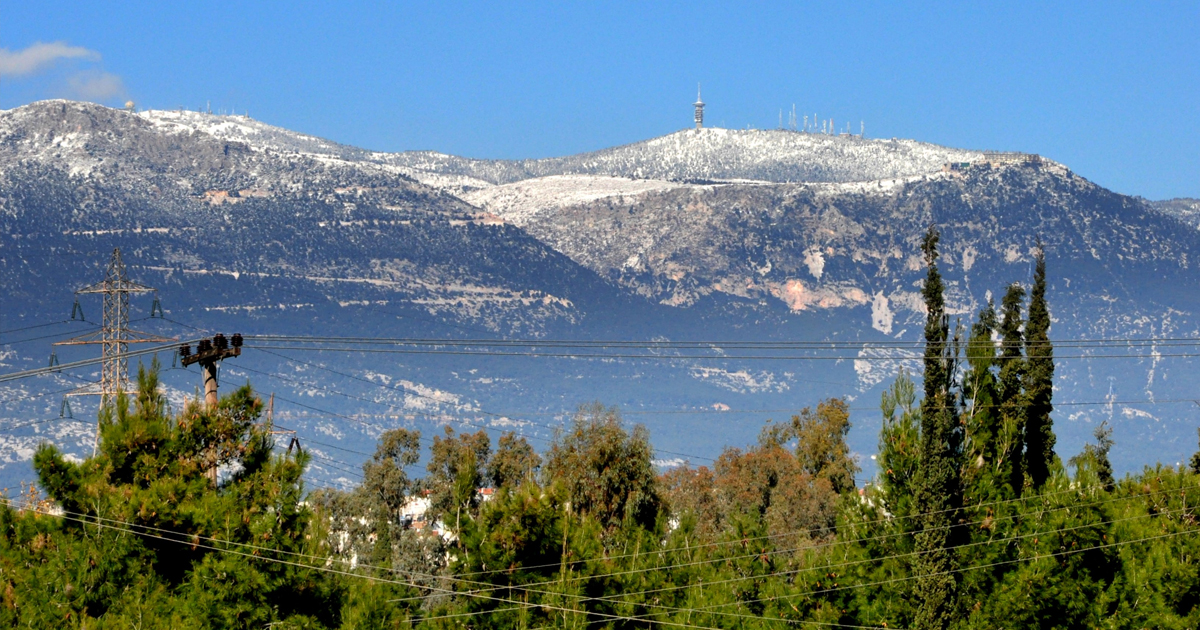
[54,248,174,409]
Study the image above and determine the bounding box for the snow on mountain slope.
[387,128,984,186]
[1149,198,1200,229]
[465,172,944,230]
[462,175,700,226]
[133,107,984,189]
[137,108,496,192]
[139,108,369,159]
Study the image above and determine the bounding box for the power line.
[0,339,200,384]
[438,478,1200,597]
[447,474,1184,581]
[568,501,1194,611]
[0,497,886,630]
[254,347,716,463]
[0,319,89,336]
[244,333,1200,349]
[243,343,1200,362]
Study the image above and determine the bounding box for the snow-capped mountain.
[384,128,983,186]
[1148,198,1200,230]
[2,100,1199,489]
[134,109,981,189]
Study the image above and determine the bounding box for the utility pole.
[180,333,242,485]
[179,333,242,409]
[55,249,174,449]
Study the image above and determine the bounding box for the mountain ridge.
[3,99,1200,488]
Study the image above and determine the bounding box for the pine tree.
[1025,242,1057,488]
[25,363,338,628]
[911,226,964,630]
[997,282,1027,496]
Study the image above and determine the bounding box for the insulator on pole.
[70,298,85,321]
[150,295,164,318]
[213,334,228,351]
[179,343,191,358]
[231,333,243,348]
[48,351,59,371]
[60,398,73,419]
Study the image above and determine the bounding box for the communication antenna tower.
[55,248,174,409]
[693,84,705,129]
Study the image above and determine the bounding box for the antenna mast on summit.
[694,84,705,129]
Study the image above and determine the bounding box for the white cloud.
[0,41,100,78]
[67,70,126,100]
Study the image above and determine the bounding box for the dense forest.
[4,227,1200,629]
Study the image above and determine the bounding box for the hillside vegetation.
[5,231,1200,629]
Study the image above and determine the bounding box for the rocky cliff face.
[471,163,1200,323]
[2,100,1198,487]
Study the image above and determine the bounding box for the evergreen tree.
[791,398,858,495]
[1025,241,1057,488]
[1069,421,1115,492]
[911,226,964,630]
[425,426,491,527]
[1190,427,1200,475]
[879,370,921,519]
[21,363,338,628]
[543,403,663,534]
[961,300,1000,494]
[488,432,541,490]
[997,282,1027,496]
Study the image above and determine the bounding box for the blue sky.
[2,1,1196,198]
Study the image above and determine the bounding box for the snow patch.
[803,248,826,280]
[463,175,692,227]
[871,292,894,334]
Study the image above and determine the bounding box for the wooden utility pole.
[180,333,243,485]
[180,333,242,409]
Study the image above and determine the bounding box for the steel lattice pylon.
[55,248,174,407]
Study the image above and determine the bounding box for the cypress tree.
[1024,242,1057,488]
[911,226,964,630]
[962,300,1000,486]
[997,282,1027,496]
[1190,428,1200,475]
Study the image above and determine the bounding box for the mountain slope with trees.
[5,235,1200,628]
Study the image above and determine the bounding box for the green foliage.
[3,363,337,628]
[962,299,1000,494]
[1070,421,1116,492]
[15,248,1200,630]
[543,403,663,534]
[1191,428,1200,476]
[425,426,490,526]
[912,225,964,630]
[487,432,541,490]
[879,370,921,519]
[1025,241,1058,489]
